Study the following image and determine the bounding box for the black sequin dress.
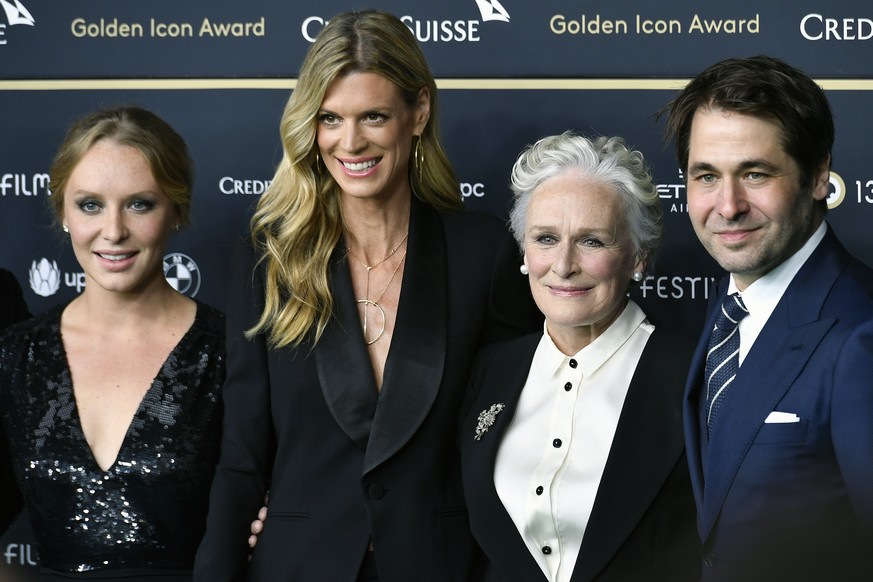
[0,302,225,580]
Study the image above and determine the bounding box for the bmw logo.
[163,252,201,297]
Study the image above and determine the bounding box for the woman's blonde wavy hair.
[250,10,461,348]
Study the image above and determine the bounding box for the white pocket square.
[765,411,800,423]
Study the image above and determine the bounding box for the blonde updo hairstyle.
[48,106,193,229]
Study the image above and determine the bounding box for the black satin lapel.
[315,245,378,451]
[363,201,448,473]
[465,334,540,450]
[464,335,547,582]
[572,331,688,582]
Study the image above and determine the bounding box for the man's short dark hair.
[662,55,834,190]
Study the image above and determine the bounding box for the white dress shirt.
[493,300,653,582]
[728,222,827,365]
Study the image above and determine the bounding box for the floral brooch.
[474,403,506,441]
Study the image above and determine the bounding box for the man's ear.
[811,156,831,202]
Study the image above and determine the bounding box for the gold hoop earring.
[413,136,424,183]
[315,151,322,176]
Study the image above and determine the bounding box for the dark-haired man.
[664,55,873,581]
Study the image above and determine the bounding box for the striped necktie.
[704,293,749,434]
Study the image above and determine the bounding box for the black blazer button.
[703,553,718,567]
[368,483,385,499]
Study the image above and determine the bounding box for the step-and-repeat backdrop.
[2,0,872,576]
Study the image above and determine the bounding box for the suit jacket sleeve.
[831,318,873,531]
[0,268,31,330]
[0,413,24,534]
[0,300,27,533]
[194,239,272,581]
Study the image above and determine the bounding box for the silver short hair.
[508,132,663,273]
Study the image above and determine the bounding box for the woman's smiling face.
[62,139,178,297]
[523,170,642,354]
[316,71,429,205]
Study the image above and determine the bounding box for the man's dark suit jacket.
[460,326,701,581]
[194,199,540,582]
[0,268,30,330]
[685,227,873,581]
[0,267,30,529]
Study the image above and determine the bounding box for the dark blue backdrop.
[2,0,872,575]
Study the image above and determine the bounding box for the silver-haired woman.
[460,132,700,582]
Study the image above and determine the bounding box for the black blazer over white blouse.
[194,198,541,582]
[460,328,701,582]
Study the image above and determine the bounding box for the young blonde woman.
[0,106,225,581]
[194,10,539,582]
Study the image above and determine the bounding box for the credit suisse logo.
[0,0,35,46]
[302,0,510,43]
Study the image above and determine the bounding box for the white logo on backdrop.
[827,171,846,209]
[163,252,201,297]
[29,259,60,297]
[303,2,509,43]
[25,253,203,299]
[0,0,34,26]
[474,0,510,23]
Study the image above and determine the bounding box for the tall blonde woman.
[194,10,539,582]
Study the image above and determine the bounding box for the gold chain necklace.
[346,232,409,273]
[347,233,409,345]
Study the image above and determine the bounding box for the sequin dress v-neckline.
[58,309,198,475]
[0,302,225,578]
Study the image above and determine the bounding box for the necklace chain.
[347,232,409,345]
[347,232,409,272]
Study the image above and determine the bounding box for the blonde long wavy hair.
[250,10,462,348]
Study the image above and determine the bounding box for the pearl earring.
[520,264,529,275]
[62,224,69,233]
[632,271,643,282]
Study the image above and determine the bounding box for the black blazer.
[0,268,30,330]
[460,327,701,582]
[194,199,541,582]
